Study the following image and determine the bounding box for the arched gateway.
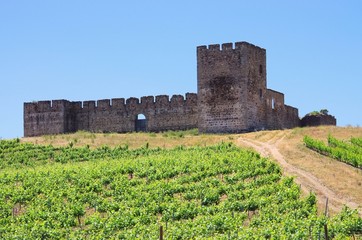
[135,114,147,132]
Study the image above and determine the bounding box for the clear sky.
[1,1,361,139]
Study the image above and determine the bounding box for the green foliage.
[328,206,362,238]
[309,111,321,116]
[306,109,330,116]
[148,132,157,137]
[303,135,362,168]
[0,140,360,238]
[351,137,362,147]
[320,109,329,115]
[162,129,199,138]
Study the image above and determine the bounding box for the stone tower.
[197,42,268,133]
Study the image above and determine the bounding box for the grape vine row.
[304,135,362,169]
[0,140,361,239]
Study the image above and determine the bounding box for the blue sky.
[1,1,361,139]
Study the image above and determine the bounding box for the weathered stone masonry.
[24,94,198,137]
[197,42,299,133]
[24,41,300,137]
[301,114,337,127]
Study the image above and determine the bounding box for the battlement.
[71,101,82,111]
[24,93,198,114]
[197,41,267,86]
[197,41,266,52]
[141,96,154,105]
[24,100,71,113]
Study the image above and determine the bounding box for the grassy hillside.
[1,139,361,238]
[22,127,362,212]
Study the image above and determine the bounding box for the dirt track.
[238,132,361,214]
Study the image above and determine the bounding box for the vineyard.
[304,135,362,169]
[0,139,361,239]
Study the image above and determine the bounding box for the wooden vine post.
[159,225,163,240]
[324,198,329,240]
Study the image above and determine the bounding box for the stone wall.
[264,89,300,129]
[24,93,198,137]
[301,114,337,127]
[24,100,70,137]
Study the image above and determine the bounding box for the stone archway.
[135,114,147,132]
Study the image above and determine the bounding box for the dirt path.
[238,136,361,214]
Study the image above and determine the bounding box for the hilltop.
[22,126,362,215]
[0,127,356,238]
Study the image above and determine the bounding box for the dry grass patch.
[22,130,234,149]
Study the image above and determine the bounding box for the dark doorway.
[135,114,147,132]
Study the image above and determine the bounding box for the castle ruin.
[24,42,300,137]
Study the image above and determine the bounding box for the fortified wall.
[24,94,198,137]
[24,41,301,137]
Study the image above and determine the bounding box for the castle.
[24,42,300,137]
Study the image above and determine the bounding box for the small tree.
[320,109,329,115]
